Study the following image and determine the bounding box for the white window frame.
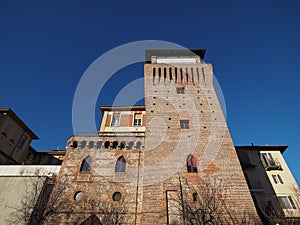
[111,113,120,127]
[133,113,142,126]
[272,174,284,184]
[278,196,296,209]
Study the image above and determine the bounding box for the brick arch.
[80,213,102,225]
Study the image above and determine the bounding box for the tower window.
[176,87,185,94]
[112,141,118,149]
[104,141,110,148]
[80,156,92,173]
[192,193,198,202]
[71,141,78,149]
[127,141,134,149]
[88,141,94,149]
[187,154,197,173]
[134,113,142,126]
[115,156,126,173]
[111,113,120,126]
[180,120,190,129]
[96,141,102,149]
[74,191,83,201]
[80,141,87,148]
[113,192,122,201]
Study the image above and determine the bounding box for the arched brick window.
[115,156,126,173]
[187,154,197,173]
[80,156,92,173]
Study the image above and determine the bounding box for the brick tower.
[47,49,262,225]
[142,50,261,224]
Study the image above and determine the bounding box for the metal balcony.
[263,158,282,171]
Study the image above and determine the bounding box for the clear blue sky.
[1,1,299,184]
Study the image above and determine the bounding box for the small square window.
[180,120,189,129]
[177,87,185,94]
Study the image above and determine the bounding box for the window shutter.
[105,115,111,127]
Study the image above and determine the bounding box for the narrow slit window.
[185,67,189,83]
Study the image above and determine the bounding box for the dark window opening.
[177,87,185,94]
[80,156,92,173]
[88,141,94,149]
[115,156,126,173]
[180,68,183,83]
[71,141,78,149]
[104,141,110,149]
[185,67,189,83]
[17,135,27,149]
[120,141,126,149]
[80,141,87,148]
[136,141,142,150]
[180,120,190,129]
[127,141,134,149]
[112,141,118,149]
[192,193,198,202]
[96,141,102,149]
[191,67,194,83]
[113,192,122,201]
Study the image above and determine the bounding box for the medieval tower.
[47,49,262,224]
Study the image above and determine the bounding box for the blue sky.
[0,1,299,184]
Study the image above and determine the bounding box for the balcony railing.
[262,158,282,171]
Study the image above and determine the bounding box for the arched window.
[104,141,110,149]
[80,156,92,173]
[187,154,197,173]
[120,141,126,149]
[71,141,78,149]
[88,141,94,149]
[115,156,126,173]
[112,141,118,149]
[96,141,102,149]
[80,141,86,148]
[136,141,142,150]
